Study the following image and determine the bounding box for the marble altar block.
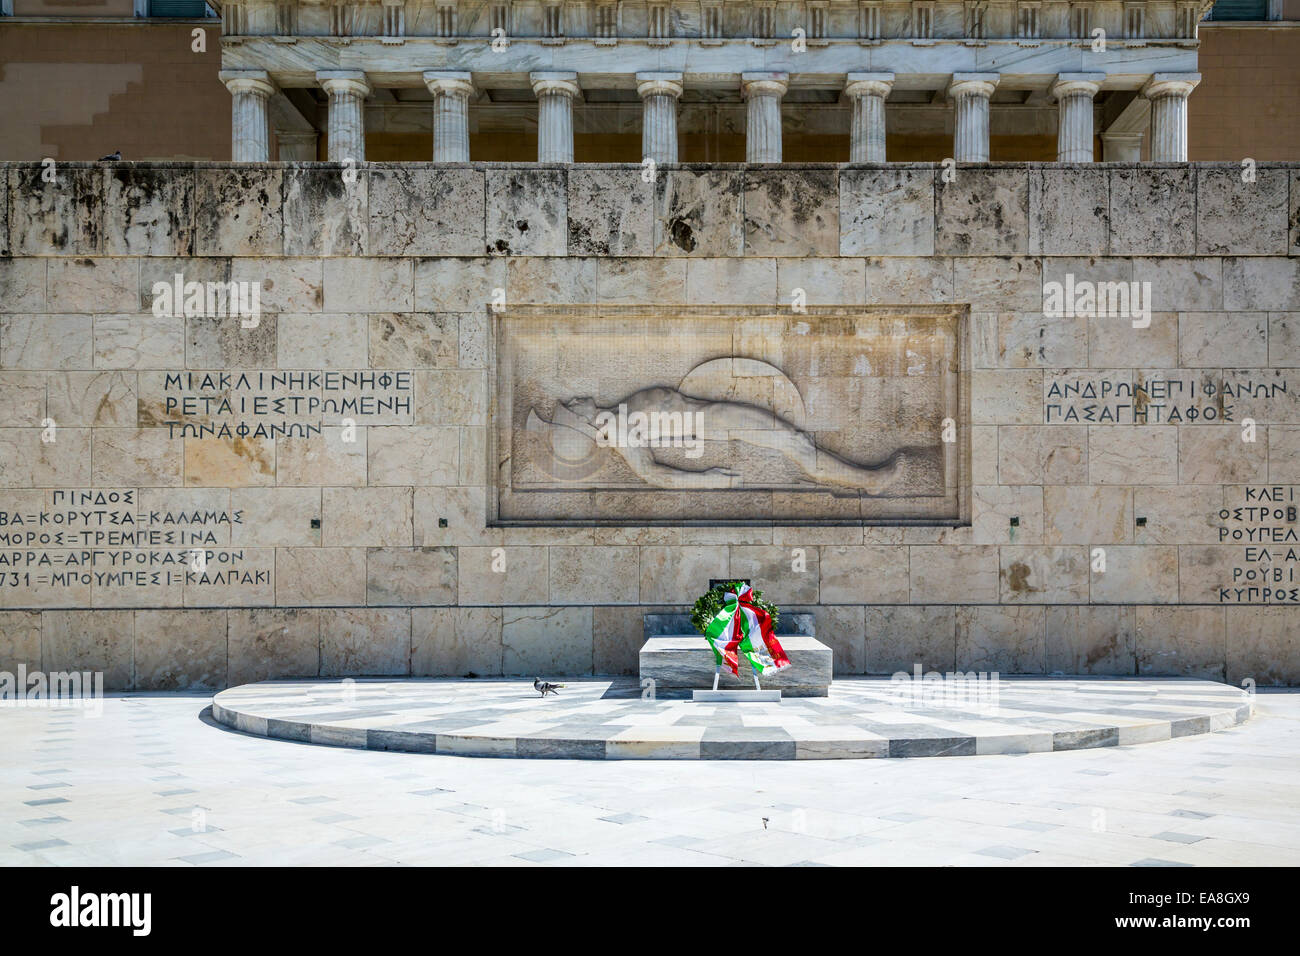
[640,633,834,698]
[643,612,815,640]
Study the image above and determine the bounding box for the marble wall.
[2,160,1298,689]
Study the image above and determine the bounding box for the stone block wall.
[2,160,1299,689]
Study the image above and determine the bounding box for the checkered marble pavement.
[2,689,1296,866]
[211,677,1254,760]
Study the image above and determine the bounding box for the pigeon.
[533,678,564,697]
[98,151,121,162]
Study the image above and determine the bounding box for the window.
[1206,0,1267,18]
[149,0,212,15]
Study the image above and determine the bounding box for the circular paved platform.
[211,676,1254,760]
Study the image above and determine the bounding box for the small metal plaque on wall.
[488,305,970,526]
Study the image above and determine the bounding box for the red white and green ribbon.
[702,584,791,677]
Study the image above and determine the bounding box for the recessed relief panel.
[490,306,970,525]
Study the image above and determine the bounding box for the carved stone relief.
[490,305,969,524]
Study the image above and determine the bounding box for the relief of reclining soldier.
[527,384,919,495]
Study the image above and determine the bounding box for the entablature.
[220,0,1215,44]
[221,30,1202,92]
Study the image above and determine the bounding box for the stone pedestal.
[318,70,371,162]
[1051,73,1103,163]
[742,72,788,163]
[640,635,833,697]
[1143,72,1200,162]
[845,72,893,163]
[531,72,580,163]
[220,70,275,163]
[424,71,474,162]
[640,611,828,697]
[950,72,998,163]
[637,72,683,165]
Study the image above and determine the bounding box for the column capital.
[219,70,276,98]
[844,72,894,99]
[949,73,999,100]
[423,71,475,99]
[1142,72,1201,100]
[1050,72,1104,100]
[530,72,581,99]
[318,71,371,99]
[636,72,684,100]
[742,72,789,98]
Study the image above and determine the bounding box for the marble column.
[949,73,999,163]
[636,72,683,165]
[1142,72,1200,162]
[317,71,371,162]
[530,72,581,163]
[276,130,318,161]
[844,72,893,163]
[219,70,275,163]
[742,72,788,164]
[423,71,474,162]
[1051,73,1103,163]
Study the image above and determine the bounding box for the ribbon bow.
[702,584,791,677]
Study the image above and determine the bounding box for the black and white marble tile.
[211,676,1254,762]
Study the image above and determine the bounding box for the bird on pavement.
[533,678,564,697]
[98,150,121,162]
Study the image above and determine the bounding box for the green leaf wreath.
[690,581,781,636]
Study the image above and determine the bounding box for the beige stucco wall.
[12,0,135,15]
[1192,25,1300,161]
[0,22,229,162]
